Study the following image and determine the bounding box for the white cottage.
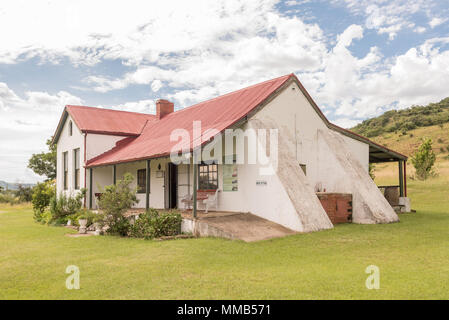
[52,74,408,233]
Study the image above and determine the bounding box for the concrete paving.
[183,212,298,242]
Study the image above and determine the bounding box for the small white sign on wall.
[256,180,267,186]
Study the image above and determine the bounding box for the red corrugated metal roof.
[66,105,156,136]
[86,74,292,167]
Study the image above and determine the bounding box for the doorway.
[164,163,178,209]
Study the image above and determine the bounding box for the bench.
[181,189,220,212]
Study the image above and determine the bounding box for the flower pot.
[78,218,88,234]
[78,219,87,227]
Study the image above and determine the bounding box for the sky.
[0,0,448,183]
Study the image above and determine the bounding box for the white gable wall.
[86,133,127,161]
[252,81,369,191]
[56,114,85,197]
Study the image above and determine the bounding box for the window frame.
[74,148,80,190]
[137,169,146,194]
[63,151,68,190]
[198,163,218,190]
[68,121,73,136]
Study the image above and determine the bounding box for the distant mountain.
[0,181,35,190]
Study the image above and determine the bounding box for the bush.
[411,138,436,180]
[46,189,86,225]
[69,208,99,227]
[97,173,138,236]
[0,191,19,205]
[130,209,182,239]
[31,180,55,222]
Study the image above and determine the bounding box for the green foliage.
[46,189,86,225]
[351,97,449,138]
[411,138,436,180]
[0,184,33,205]
[97,173,138,236]
[68,208,98,227]
[15,184,33,202]
[369,163,375,180]
[0,191,19,205]
[28,138,57,180]
[129,209,182,239]
[31,180,55,222]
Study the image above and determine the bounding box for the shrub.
[31,180,55,222]
[130,209,182,239]
[97,173,138,236]
[47,189,86,225]
[411,138,436,180]
[0,191,19,205]
[72,208,99,227]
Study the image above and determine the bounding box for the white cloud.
[0,83,83,183]
[310,27,449,123]
[336,0,430,40]
[414,26,426,34]
[1,0,449,184]
[429,17,447,28]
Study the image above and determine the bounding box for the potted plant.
[77,209,90,234]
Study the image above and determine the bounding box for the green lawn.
[1,171,449,299]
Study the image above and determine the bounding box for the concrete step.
[182,212,298,242]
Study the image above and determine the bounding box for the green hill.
[351,97,449,138]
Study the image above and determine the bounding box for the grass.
[370,123,449,157]
[1,165,449,300]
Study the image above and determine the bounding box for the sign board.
[223,164,238,191]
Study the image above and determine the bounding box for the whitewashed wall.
[89,158,171,209]
[86,133,126,160]
[56,114,85,198]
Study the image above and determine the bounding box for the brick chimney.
[156,99,174,119]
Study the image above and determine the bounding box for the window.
[63,152,68,190]
[137,169,146,193]
[198,163,218,190]
[300,164,307,175]
[74,148,80,190]
[68,121,72,136]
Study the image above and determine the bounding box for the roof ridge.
[67,74,293,119]
[166,74,293,117]
[66,105,156,117]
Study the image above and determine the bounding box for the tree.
[16,184,33,202]
[28,138,56,180]
[411,138,436,180]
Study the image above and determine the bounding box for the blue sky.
[0,0,448,183]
